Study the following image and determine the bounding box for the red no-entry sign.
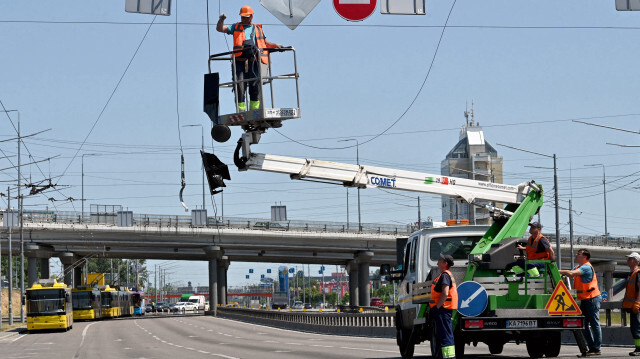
[333,0,377,22]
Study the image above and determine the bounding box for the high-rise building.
[441,104,504,224]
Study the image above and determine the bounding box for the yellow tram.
[26,279,73,332]
[100,286,121,318]
[72,286,103,320]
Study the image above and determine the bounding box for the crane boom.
[242,152,538,206]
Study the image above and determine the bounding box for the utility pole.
[569,200,575,269]
[7,187,14,325]
[346,188,349,230]
[417,196,421,229]
[339,139,361,231]
[585,164,608,237]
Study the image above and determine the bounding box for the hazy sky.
[2,1,639,286]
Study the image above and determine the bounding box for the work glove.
[633,302,640,315]
[219,13,227,21]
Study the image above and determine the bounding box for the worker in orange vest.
[624,252,640,356]
[429,254,458,359]
[216,6,282,112]
[559,249,602,357]
[506,221,555,277]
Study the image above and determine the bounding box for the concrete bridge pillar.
[40,258,49,279]
[357,251,374,307]
[595,261,616,299]
[25,244,54,286]
[217,256,229,306]
[347,260,359,307]
[204,246,223,315]
[74,263,83,287]
[28,257,38,288]
[59,252,76,287]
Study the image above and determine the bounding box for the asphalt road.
[0,313,635,358]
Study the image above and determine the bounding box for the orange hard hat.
[239,5,254,17]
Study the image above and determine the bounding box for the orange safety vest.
[526,233,550,260]
[231,23,272,64]
[573,262,601,300]
[429,270,458,309]
[623,268,640,309]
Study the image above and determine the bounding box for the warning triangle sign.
[545,281,582,315]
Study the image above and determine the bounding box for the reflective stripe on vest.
[429,270,458,309]
[623,268,640,309]
[573,262,601,300]
[232,23,270,64]
[526,233,550,260]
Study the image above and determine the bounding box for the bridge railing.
[13,210,414,236]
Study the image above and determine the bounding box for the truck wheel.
[488,341,504,355]
[543,332,562,358]
[397,329,415,359]
[526,339,544,358]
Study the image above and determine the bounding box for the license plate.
[506,319,537,328]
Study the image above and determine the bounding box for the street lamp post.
[339,139,361,231]
[585,164,608,237]
[182,124,206,211]
[497,143,562,269]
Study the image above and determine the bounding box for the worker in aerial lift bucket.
[216,5,283,112]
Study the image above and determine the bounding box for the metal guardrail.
[6,210,414,236]
[215,307,396,336]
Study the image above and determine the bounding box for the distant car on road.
[253,222,287,231]
[292,301,304,310]
[173,301,198,313]
[304,303,312,310]
[145,303,154,313]
[155,302,169,312]
[370,297,383,306]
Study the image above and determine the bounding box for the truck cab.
[188,295,206,311]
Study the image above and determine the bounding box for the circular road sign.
[333,0,377,22]
[457,281,488,317]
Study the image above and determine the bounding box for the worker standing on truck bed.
[216,5,282,112]
[559,249,602,357]
[430,254,458,359]
[624,252,640,356]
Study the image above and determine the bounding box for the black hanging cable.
[175,0,188,211]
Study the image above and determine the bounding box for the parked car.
[168,303,179,313]
[303,303,312,310]
[370,297,384,306]
[145,303,154,313]
[292,301,303,310]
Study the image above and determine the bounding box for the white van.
[187,295,206,311]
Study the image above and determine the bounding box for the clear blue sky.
[2,0,639,286]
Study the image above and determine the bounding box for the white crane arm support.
[246,153,532,204]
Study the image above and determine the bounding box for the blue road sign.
[457,281,488,317]
[261,274,265,279]
[601,291,608,300]
[245,275,250,279]
[289,268,295,273]
[249,269,254,274]
[267,269,271,274]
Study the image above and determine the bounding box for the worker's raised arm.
[216,13,228,33]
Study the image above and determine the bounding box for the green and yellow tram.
[72,286,103,320]
[26,280,73,332]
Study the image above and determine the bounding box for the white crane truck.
[201,48,588,359]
